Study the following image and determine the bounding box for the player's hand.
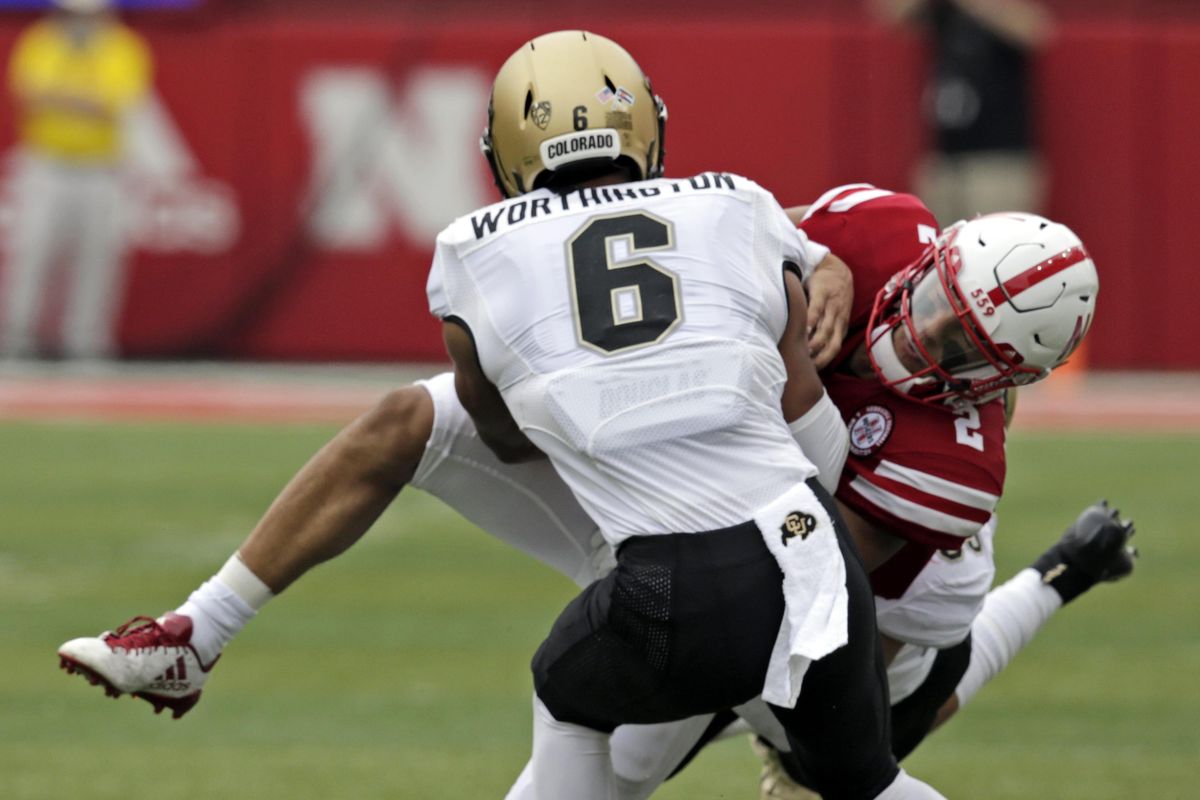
[806,254,853,369]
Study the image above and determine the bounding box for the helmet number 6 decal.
[567,212,680,354]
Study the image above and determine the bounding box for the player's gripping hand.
[805,254,853,369]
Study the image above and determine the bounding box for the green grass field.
[3,419,1198,799]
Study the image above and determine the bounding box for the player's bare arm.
[442,320,542,464]
[237,386,433,593]
[776,267,851,494]
[777,268,826,422]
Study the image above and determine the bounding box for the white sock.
[531,695,615,800]
[955,568,1062,707]
[874,768,947,799]
[170,554,274,666]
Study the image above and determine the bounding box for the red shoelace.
[105,616,173,649]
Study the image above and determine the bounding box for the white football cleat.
[58,613,216,719]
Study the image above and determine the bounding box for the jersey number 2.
[567,212,680,354]
[954,406,985,452]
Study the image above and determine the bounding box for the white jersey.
[427,173,828,543]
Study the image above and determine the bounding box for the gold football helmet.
[481,30,667,198]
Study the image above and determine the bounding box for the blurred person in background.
[2,0,152,360]
[873,0,1053,228]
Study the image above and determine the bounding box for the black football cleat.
[1032,500,1137,603]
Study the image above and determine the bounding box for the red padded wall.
[0,12,1194,367]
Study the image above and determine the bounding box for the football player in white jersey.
[427,31,943,800]
[60,29,940,800]
[55,196,1125,800]
[54,205,1127,798]
[53,38,1130,800]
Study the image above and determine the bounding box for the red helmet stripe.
[985,245,1088,307]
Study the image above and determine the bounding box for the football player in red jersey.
[795,183,1123,680]
[684,185,1137,799]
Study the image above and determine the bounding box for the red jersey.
[825,372,1006,552]
[800,185,1007,593]
[799,183,940,333]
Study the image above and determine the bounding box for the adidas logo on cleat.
[149,656,193,691]
[149,680,192,692]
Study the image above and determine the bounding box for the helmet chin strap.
[869,324,921,395]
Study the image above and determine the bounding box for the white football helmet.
[867,212,1099,407]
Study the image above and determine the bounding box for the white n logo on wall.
[301,67,491,249]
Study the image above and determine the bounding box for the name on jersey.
[470,172,737,240]
[596,366,711,419]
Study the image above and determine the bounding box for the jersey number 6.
[567,211,681,354]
